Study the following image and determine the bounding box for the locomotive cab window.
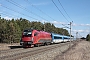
[23,32,32,37]
[34,32,38,36]
[23,29,32,37]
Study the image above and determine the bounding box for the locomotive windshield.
[23,29,32,37]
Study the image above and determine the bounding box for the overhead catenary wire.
[52,0,70,23]
[24,0,56,21]
[2,0,69,22]
[1,4,39,20]
[52,0,74,41]
[6,0,48,21]
[24,0,72,29]
[1,0,71,29]
[24,0,69,27]
[0,0,74,37]
[58,0,72,21]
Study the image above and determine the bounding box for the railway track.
[0,41,79,60]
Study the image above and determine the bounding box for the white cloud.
[45,20,90,37]
[51,21,67,25]
[39,20,90,27]
[51,21,89,27]
[86,24,90,26]
[4,16,12,20]
[72,23,77,26]
[71,29,90,37]
[41,20,48,23]
[72,29,90,33]
[72,23,90,26]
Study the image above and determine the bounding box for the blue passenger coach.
[51,33,70,43]
[51,33,64,43]
[63,36,70,42]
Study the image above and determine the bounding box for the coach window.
[64,37,68,39]
[54,36,62,39]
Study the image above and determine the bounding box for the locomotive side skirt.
[38,38,52,43]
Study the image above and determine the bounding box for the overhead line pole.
[62,21,73,42]
[70,22,72,42]
[68,21,73,47]
[69,22,73,42]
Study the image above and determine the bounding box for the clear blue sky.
[0,0,90,38]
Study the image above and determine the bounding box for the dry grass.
[0,43,20,50]
[55,40,90,60]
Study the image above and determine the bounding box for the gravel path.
[54,40,90,60]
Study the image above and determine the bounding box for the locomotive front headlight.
[20,42,24,45]
[20,42,24,43]
[28,42,32,44]
[32,37,33,41]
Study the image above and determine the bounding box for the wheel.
[34,44,40,47]
[44,42,48,46]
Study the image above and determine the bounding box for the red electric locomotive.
[20,29,52,47]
